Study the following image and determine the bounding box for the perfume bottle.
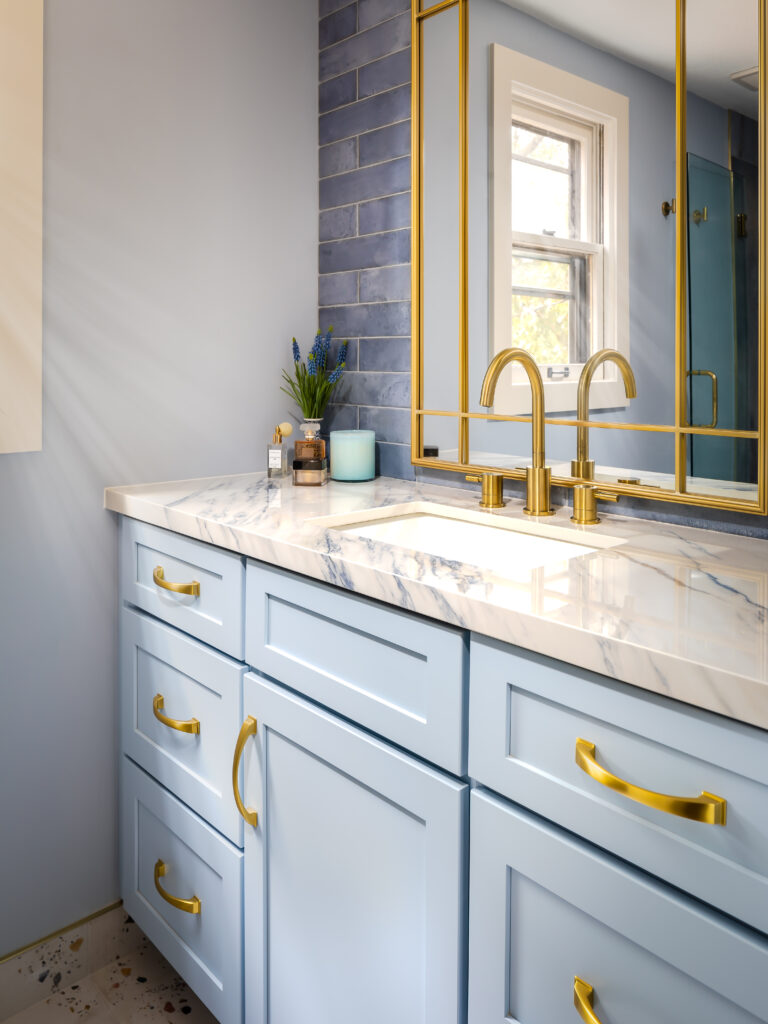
[267,422,293,478]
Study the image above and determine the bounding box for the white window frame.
[490,44,629,414]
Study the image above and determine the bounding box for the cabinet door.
[468,789,768,1024]
[237,671,468,1024]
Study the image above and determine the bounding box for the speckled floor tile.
[1,918,217,1024]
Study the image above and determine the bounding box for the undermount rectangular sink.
[312,502,624,576]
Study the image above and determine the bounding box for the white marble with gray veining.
[105,473,768,731]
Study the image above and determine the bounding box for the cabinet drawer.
[120,518,244,658]
[237,671,468,1024]
[120,606,245,844]
[469,635,768,934]
[120,758,243,1024]
[468,790,768,1024]
[245,562,468,774]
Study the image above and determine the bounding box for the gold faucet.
[571,350,637,480]
[480,347,553,516]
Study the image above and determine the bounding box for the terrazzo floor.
[2,924,218,1024]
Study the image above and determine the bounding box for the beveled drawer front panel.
[245,562,468,775]
[469,635,768,935]
[121,758,243,1024]
[468,791,768,1024]
[120,518,244,658]
[120,606,245,845]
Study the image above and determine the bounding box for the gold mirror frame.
[410,0,768,514]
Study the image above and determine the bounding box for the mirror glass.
[418,0,763,505]
[685,0,759,500]
[464,0,678,487]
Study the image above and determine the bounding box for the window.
[490,46,629,414]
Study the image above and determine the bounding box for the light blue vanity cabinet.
[117,515,768,1024]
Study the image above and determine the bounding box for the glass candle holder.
[330,430,376,481]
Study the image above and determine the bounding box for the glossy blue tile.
[320,4,358,49]
[320,0,352,15]
[323,403,360,433]
[359,120,410,166]
[320,85,411,145]
[319,71,357,114]
[358,0,411,31]
[377,441,415,479]
[320,302,411,339]
[319,271,359,306]
[320,156,410,208]
[359,264,410,302]
[320,229,410,273]
[359,48,411,98]
[320,13,410,81]
[320,139,358,179]
[329,370,410,407]
[359,337,411,371]
[358,192,410,234]
[359,406,410,443]
[319,205,357,242]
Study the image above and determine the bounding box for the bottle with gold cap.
[267,422,293,478]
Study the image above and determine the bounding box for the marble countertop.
[105,473,768,731]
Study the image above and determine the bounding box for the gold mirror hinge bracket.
[465,473,505,509]
[661,198,676,217]
[571,485,619,525]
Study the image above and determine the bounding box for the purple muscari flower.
[335,342,348,368]
[317,328,332,372]
[307,352,317,376]
[292,339,300,363]
[328,362,345,384]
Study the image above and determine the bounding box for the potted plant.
[280,328,347,438]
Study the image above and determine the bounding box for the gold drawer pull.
[153,565,200,597]
[575,738,726,826]
[232,716,259,827]
[574,977,602,1024]
[153,694,200,735]
[153,860,201,915]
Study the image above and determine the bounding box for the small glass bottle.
[267,422,293,478]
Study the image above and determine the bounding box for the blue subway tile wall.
[319,0,413,478]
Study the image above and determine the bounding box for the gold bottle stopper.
[272,421,293,443]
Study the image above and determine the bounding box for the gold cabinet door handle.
[575,738,726,825]
[153,859,201,915]
[153,565,200,597]
[153,694,200,735]
[232,716,259,827]
[574,977,602,1024]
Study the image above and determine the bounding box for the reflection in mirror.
[466,0,678,480]
[685,0,759,498]
[421,414,461,463]
[422,6,462,416]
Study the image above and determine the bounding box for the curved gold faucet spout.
[480,347,546,469]
[480,347,553,515]
[573,351,637,479]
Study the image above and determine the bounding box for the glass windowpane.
[511,161,571,236]
[511,125,570,169]
[510,294,569,364]
[512,255,570,292]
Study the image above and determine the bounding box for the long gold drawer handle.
[573,977,602,1024]
[153,694,200,735]
[153,860,201,915]
[153,565,200,597]
[575,738,726,825]
[232,716,259,827]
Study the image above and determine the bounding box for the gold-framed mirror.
[411,0,767,514]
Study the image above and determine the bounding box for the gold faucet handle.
[571,484,619,525]
[465,473,505,509]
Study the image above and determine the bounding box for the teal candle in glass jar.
[330,430,376,481]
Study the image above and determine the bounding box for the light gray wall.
[0,0,317,956]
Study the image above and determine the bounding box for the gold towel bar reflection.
[153,694,200,735]
[232,716,259,827]
[574,977,602,1024]
[687,369,718,428]
[575,738,726,825]
[153,860,201,915]
[153,566,200,597]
